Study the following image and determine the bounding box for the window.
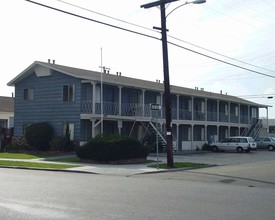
[63,85,75,102]
[23,88,34,100]
[63,123,74,140]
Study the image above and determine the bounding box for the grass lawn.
[0,152,50,159]
[148,162,208,169]
[0,160,79,169]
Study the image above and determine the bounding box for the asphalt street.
[0,150,274,219]
[0,167,274,220]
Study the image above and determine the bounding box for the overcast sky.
[1,0,275,117]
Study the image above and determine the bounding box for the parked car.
[255,137,275,151]
[210,136,257,153]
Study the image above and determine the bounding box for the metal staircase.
[141,119,177,152]
[241,119,262,139]
[141,120,167,152]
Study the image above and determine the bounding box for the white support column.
[92,83,96,114]
[205,98,208,121]
[176,123,179,151]
[142,89,145,117]
[238,103,241,124]
[267,107,269,134]
[248,105,251,123]
[217,125,220,141]
[205,125,207,143]
[217,100,220,122]
[91,120,96,138]
[191,124,194,151]
[191,97,194,120]
[118,86,122,116]
[228,102,231,123]
[177,95,180,120]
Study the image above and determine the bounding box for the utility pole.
[141,0,177,168]
[99,48,110,137]
[141,0,206,168]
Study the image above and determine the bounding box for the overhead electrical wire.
[167,41,275,79]
[55,0,275,75]
[24,0,159,41]
[25,0,275,79]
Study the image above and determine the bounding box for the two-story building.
[7,60,269,150]
[0,96,14,149]
[0,96,14,129]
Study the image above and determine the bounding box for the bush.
[25,122,54,151]
[50,136,75,152]
[5,143,29,152]
[76,135,149,162]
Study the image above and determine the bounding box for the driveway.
[153,150,275,165]
[147,150,275,189]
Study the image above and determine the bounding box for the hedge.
[76,136,149,162]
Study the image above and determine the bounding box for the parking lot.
[147,150,275,189]
[155,149,275,166]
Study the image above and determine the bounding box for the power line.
[168,41,275,79]
[55,0,275,75]
[55,0,156,33]
[24,0,159,41]
[25,0,275,79]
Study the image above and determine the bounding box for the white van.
[211,136,257,153]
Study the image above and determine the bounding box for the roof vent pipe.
[48,59,51,63]
[53,60,55,64]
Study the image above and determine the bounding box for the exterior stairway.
[241,119,263,139]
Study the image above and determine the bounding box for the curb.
[0,165,99,175]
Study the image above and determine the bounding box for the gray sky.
[1,0,275,117]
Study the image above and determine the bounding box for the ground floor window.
[63,123,74,140]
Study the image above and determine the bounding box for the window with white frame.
[23,88,34,100]
[63,123,74,140]
[63,85,75,102]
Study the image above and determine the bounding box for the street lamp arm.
[141,0,179,9]
[166,1,188,18]
[166,0,206,18]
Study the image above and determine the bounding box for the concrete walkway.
[44,155,167,176]
[0,155,166,176]
[0,151,211,176]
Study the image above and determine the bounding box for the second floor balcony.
[81,100,252,124]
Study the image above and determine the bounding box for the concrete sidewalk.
[0,155,166,176]
[43,155,166,176]
[0,151,211,176]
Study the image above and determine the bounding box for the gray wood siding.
[14,71,81,140]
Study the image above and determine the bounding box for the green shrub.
[76,135,149,162]
[25,122,54,151]
[5,143,29,152]
[50,136,75,152]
